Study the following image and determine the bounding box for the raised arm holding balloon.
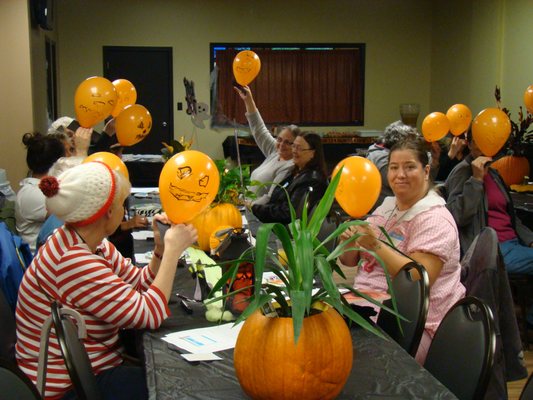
[338,136,465,365]
[234,85,299,204]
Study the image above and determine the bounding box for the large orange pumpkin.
[234,307,353,400]
[190,203,242,250]
[491,155,530,186]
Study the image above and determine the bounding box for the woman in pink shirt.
[338,137,465,364]
[15,162,197,400]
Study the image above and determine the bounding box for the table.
[141,271,457,400]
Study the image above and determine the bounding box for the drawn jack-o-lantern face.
[159,150,220,224]
[74,76,118,127]
[115,104,153,146]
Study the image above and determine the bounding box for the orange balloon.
[159,150,220,224]
[233,51,261,86]
[332,156,381,218]
[524,85,533,114]
[83,152,129,180]
[115,104,152,146]
[111,79,137,117]
[472,108,511,157]
[446,104,472,136]
[74,77,117,128]
[421,112,450,142]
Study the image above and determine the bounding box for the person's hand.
[103,118,116,137]
[352,224,381,251]
[429,141,441,169]
[233,85,257,113]
[448,136,467,160]
[164,224,198,257]
[128,214,148,230]
[73,127,92,157]
[233,85,251,100]
[471,156,492,181]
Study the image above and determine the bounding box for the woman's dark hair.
[22,132,65,175]
[388,136,430,167]
[297,132,328,177]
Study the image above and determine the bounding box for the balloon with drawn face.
[111,79,137,117]
[233,51,261,86]
[115,104,152,146]
[159,150,220,224]
[74,76,118,128]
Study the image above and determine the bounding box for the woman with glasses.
[251,132,328,224]
[235,86,300,205]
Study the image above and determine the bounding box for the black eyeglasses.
[276,137,294,146]
[291,144,313,152]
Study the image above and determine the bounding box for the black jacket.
[252,169,327,224]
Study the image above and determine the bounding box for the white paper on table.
[132,230,154,240]
[162,322,243,354]
[130,187,159,194]
[135,252,152,264]
[241,214,248,226]
[181,353,223,362]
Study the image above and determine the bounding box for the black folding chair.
[50,302,102,400]
[520,372,533,400]
[376,261,429,357]
[424,296,496,400]
[0,357,41,399]
[0,286,17,363]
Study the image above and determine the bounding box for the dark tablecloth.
[142,271,457,400]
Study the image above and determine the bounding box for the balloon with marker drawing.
[159,150,220,224]
[233,51,261,86]
[74,76,117,128]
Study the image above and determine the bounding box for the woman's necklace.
[379,205,410,239]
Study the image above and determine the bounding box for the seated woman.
[15,132,65,251]
[251,132,328,224]
[445,132,533,326]
[15,162,197,400]
[338,137,465,364]
[235,85,299,204]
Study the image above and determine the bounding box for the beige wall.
[4,0,533,185]
[0,0,34,189]
[54,0,433,160]
[430,0,533,120]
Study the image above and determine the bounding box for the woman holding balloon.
[444,132,533,267]
[251,132,328,223]
[16,162,197,400]
[338,137,465,364]
[235,85,299,204]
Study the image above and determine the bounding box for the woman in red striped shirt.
[15,161,197,400]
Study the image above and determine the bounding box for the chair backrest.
[0,357,41,400]
[520,372,533,400]
[376,261,429,357]
[424,296,496,400]
[316,210,341,253]
[0,285,17,363]
[50,302,101,400]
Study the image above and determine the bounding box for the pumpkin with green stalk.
[208,168,405,400]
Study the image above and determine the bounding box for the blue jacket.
[0,222,33,312]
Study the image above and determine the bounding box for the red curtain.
[213,48,364,127]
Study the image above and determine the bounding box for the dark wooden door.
[103,46,173,154]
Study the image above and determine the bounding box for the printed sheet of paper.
[162,322,243,354]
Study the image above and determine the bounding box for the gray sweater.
[245,111,294,204]
[444,154,533,255]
